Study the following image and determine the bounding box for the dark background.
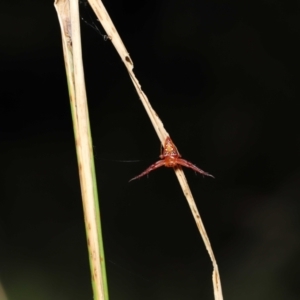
[1,0,300,299]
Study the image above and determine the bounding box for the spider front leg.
[176,158,214,178]
[129,160,165,182]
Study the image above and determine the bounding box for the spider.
[129,137,214,181]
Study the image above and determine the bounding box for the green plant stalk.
[54,0,109,299]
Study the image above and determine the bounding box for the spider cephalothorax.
[129,137,214,181]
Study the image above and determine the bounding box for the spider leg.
[176,158,214,178]
[129,160,165,182]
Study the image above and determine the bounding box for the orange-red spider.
[129,137,214,181]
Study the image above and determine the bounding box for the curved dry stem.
[81,0,223,298]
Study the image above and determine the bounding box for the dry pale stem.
[88,0,223,298]
[87,0,168,144]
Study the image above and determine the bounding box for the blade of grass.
[54,1,109,299]
[86,0,223,298]
[0,282,8,300]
